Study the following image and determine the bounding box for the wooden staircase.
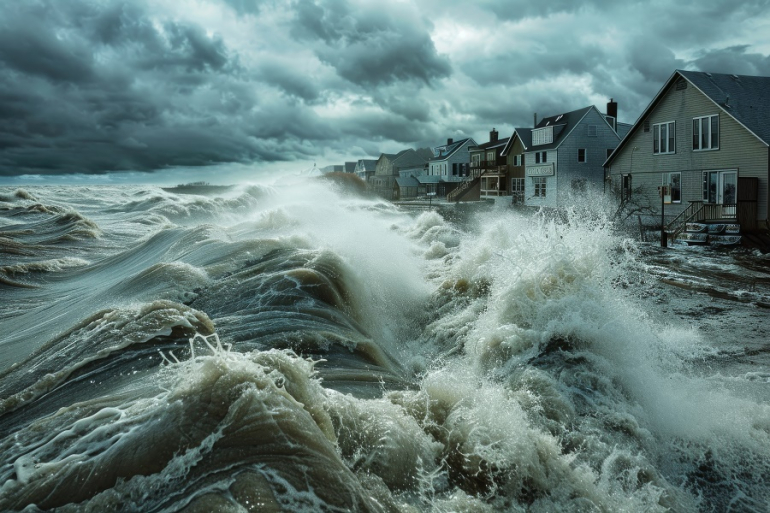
[446,168,482,202]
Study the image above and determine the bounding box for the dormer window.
[532,126,553,146]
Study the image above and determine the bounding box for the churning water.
[1,180,769,512]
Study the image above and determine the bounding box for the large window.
[653,121,675,154]
[533,176,547,197]
[693,115,719,151]
[662,172,681,203]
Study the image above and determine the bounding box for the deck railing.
[666,201,738,239]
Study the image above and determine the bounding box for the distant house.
[394,176,420,200]
[605,70,770,235]
[354,159,377,182]
[372,150,410,199]
[501,128,532,204]
[520,102,629,208]
[427,137,477,198]
[468,129,510,197]
[321,164,344,173]
[344,161,357,173]
[396,148,433,178]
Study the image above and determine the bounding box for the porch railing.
[666,201,737,240]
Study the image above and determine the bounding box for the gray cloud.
[1,0,769,178]
[291,0,451,86]
[690,45,770,76]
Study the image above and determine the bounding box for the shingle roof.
[429,138,475,162]
[529,106,594,151]
[501,128,532,156]
[393,148,431,169]
[678,70,770,145]
[470,137,510,152]
[396,176,420,187]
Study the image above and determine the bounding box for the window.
[587,125,598,137]
[693,115,719,151]
[471,153,481,167]
[533,176,547,197]
[622,174,632,201]
[542,151,547,163]
[532,126,554,145]
[535,152,541,164]
[487,151,495,163]
[452,163,457,176]
[578,149,586,163]
[653,121,675,154]
[662,172,681,203]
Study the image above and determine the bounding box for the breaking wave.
[1,182,768,512]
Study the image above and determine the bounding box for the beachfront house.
[354,159,377,182]
[468,129,511,197]
[372,150,410,199]
[427,137,477,198]
[500,128,531,205]
[522,103,629,208]
[605,70,770,240]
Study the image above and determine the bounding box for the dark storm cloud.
[0,0,335,176]
[691,46,770,76]
[290,0,451,86]
[2,0,770,178]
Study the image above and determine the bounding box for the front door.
[719,171,737,217]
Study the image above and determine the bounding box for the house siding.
[609,78,769,222]
[429,140,475,180]
[557,109,621,204]
[525,149,557,207]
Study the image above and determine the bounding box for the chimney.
[534,113,538,127]
[447,138,453,145]
[490,128,498,142]
[607,98,618,119]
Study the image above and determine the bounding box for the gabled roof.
[679,70,770,145]
[469,137,510,153]
[605,70,770,167]
[501,128,532,156]
[429,138,476,162]
[392,148,431,170]
[395,176,420,187]
[356,159,377,171]
[529,106,595,151]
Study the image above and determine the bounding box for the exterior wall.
[524,149,557,207]
[429,141,473,180]
[609,78,770,223]
[505,138,526,179]
[556,109,621,204]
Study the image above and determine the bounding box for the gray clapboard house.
[426,137,477,198]
[605,70,770,236]
[523,102,630,208]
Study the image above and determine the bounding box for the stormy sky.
[1,0,769,183]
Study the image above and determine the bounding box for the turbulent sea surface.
[1,182,769,512]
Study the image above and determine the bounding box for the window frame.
[653,121,676,155]
[662,171,681,204]
[621,174,632,201]
[533,176,547,198]
[693,114,719,151]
